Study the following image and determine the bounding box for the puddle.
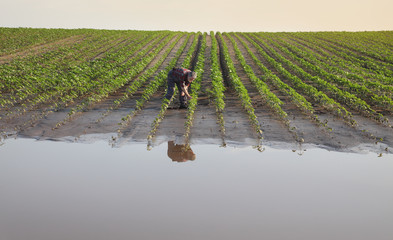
[0,139,393,240]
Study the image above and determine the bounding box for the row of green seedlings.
[0,33,100,116]
[325,31,393,60]
[247,33,387,143]
[267,37,393,142]
[311,33,393,74]
[0,29,140,66]
[324,32,390,58]
[0,28,87,56]
[118,33,199,136]
[273,34,393,99]
[0,31,147,111]
[226,33,304,142]
[12,31,154,122]
[52,32,175,129]
[1,33,86,66]
[52,32,173,126]
[242,33,356,127]
[285,35,393,100]
[209,31,226,140]
[262,34,393,113]
[146,33,201,141]
[0,32,134,119]
[0,34,89,108]
[6,32,163,133]
[183,33,207,145]
[252,33,363,122]
[50,32,164,106]
[357,33,393,57]
[295,33,393,78]
[314,33,393,66]
[0,32,115,97]
[283,34,393,87]
[94,33,190,124]
[235,33,329,131]
[252,33,389,125]
[350,33,393,63]
[88,33,139,61]
[66,32,169,100]
[217,32,263,140]
[0,28,94,56]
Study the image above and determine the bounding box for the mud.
[2,99,392,154]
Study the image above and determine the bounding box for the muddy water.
[1,139,392,240]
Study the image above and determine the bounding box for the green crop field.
[1,28,393,149]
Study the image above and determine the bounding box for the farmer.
[165,67,197,109]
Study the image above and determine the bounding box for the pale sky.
[1,0,392,32]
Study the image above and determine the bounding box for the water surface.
[1,139,392,240]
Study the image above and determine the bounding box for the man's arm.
[181,85,192,99]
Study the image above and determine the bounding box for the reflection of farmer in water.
[165,67,197,109]
[167,141,196,162]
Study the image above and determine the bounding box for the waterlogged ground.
[3,101,393,154]
[1,138,393,240]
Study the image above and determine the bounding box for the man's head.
[187,71,197,82]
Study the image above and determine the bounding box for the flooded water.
[1,138,393,240]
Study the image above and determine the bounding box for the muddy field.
[1,30,393,154]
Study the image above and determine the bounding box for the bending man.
[165,67,197,109]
